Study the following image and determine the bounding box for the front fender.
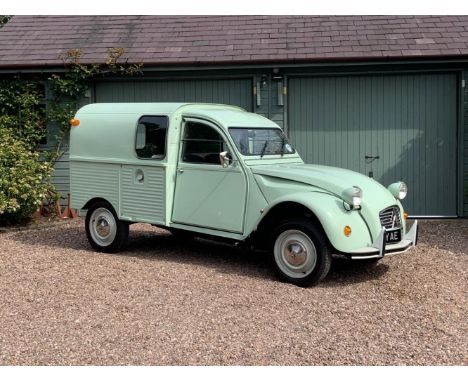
[261,192,373,253]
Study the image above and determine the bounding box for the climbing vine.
[0,48,142,224]
[0,15,11,27]
[46,48,142,163]
[0,80,47,147]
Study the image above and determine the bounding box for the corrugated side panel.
[70,161,120,211]
[120,166,165,223]
[95,78,253,111]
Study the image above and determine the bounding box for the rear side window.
[135,115,168,159]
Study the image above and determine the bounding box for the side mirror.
[219,151,232,168]
[135,123,146,149]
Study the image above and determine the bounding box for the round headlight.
[343,186,362,209]
[388,181,407,200]
[399,182,408,199]
[352,186,362,207]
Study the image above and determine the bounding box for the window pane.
[229,128,295,156]
[135,116,168,159]
[182,122,225,165]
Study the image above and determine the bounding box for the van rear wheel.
[271,218,332,287]
[85,201,129,253]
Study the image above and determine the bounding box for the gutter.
[0,54,468,74]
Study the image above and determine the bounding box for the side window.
[135,115,168,159]
[181,122,227,165]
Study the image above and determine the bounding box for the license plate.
[385,228,401,244]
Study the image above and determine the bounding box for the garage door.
[288,73,458,216]
[94,78,253,111]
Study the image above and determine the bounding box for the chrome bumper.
[349,220,418,260]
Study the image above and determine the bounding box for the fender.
[256,191,373,253]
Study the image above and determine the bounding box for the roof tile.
[0,15,467,67]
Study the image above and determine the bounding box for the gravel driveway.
[0,219,466,365]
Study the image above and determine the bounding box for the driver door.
[171,118,247,233]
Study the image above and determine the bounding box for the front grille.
[379,206,402,229]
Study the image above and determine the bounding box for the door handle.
[365,155,380,160]
[177,168,184,173]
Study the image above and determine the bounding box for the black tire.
[85,201,129,253]
[270,218,332,287]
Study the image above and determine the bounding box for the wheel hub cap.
[96,218,110,237]
[285,242,307,266]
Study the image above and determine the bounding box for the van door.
[172,119,247,233]
[120,115,167,224]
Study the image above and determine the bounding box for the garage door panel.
[288,73,458,216]
[95,78,253,111]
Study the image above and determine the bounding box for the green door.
[288,73,458,217]
[172,119,247,233]
[95,78,253,111]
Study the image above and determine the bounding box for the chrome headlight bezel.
[343,186,362,210]
[388,181,408,200]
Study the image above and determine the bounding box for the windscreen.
[229,128,295,156]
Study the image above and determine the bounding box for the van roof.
[76,103,279,129]
[71,102,282,163]
[76,102,244,116]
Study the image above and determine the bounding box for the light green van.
[70,103,418,286]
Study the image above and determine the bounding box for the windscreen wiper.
[260,140,269,158]
[280,136,286,156]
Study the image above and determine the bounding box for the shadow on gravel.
[11,224,389,286]
[322,257,389,287]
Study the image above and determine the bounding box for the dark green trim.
[457,71,465,217]
[1,57,468,74]
[463,70,468,216]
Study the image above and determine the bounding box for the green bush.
[0,80,46,148]
[0,127,52,224]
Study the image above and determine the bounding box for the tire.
[85,201,129,253]
[271,218,332,287]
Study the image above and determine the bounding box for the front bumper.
[348,220,418,260]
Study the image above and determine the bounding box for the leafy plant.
[0,80,46,147]
[0,47,142,224]
[0,15,11,27]
[47,48,142,163]
[0,127,52,224]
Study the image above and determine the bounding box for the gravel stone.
[0,219,466,365]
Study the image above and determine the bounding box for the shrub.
[0,80,46,148]
[0,127,52,224]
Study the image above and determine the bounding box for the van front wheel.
[271,218,332,287]
[85,201,129,253]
